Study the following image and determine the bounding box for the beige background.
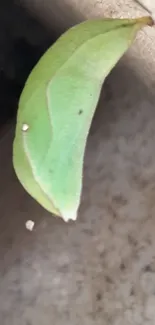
[1,0,155,324]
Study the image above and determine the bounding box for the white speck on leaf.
[22,123,29,131]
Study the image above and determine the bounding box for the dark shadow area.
[18,0,85,33]
[0,0,58,129]
[90,59,155,139]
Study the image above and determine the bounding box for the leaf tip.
[61,210,78,222]
[136,15,154,27]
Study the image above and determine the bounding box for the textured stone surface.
[1,0,155,325]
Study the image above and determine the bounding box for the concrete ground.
[1,0,155,324]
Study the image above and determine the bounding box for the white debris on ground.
[25,220,35,231]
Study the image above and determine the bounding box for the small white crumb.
[22,123,29,131]
[25,220,35,231]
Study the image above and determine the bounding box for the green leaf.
[13,16,153,222]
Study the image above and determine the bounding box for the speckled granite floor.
[1,59,155,324]
[1,0,155,324]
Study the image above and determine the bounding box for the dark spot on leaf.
[78,110,83,115]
